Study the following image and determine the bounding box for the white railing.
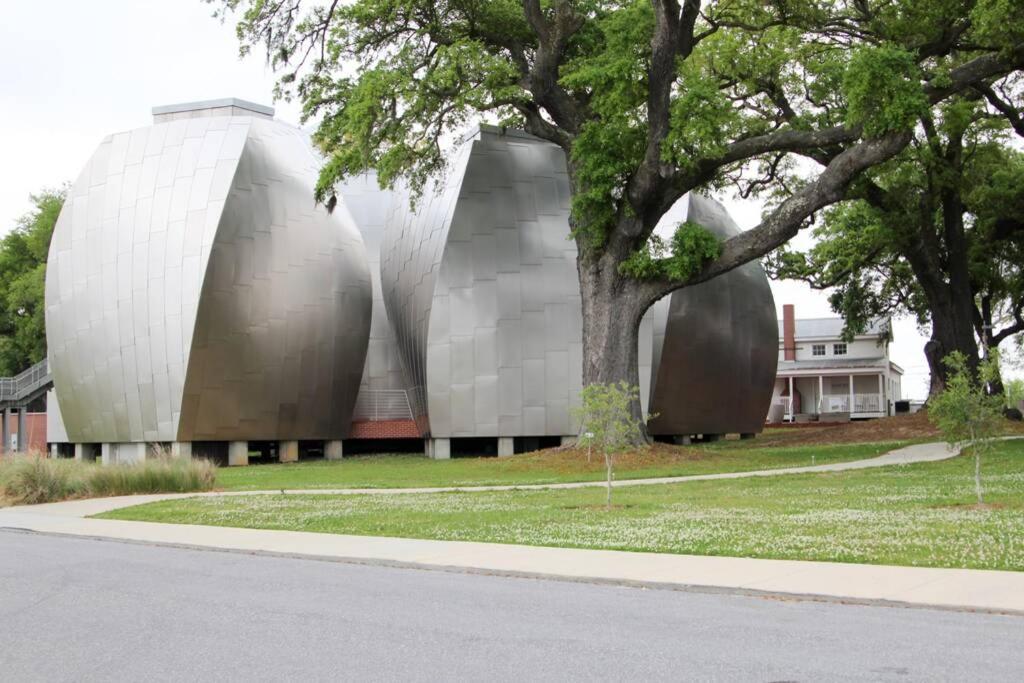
[818,393,883,414]
[0,359,50,402]
[776,396,793,420]
[352,389,414,422]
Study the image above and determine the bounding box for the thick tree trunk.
[923,298,980,397]
[577,251,650,444]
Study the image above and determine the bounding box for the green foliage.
[1003,378,1024,409]
[618,221,721,281]
[970,0,1024,48]
[928,351,1005,503]
[0,189,63,375]
[843,46,929,137]
[0,455,217,506]
[573,381,645,455]
[930,351,1005,447]
[768,106,1024,353]
[573,380,651,507]
[562,2,652,245]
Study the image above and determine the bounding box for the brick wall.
[1,413,47,454]
[349,420,421,439]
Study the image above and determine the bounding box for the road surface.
[1,530,1021,681]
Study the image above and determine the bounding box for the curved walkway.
[2,439,1023,615]
[0,440,964,518]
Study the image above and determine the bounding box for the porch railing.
[818,393,883,414]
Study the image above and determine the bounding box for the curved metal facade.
[377,127,775,439]
[45,113,371,443]
[646,194,779,436]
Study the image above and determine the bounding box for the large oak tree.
[212,0,1024,438]
[769,93,1024,396]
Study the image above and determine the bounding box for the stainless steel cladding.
[380,130,582,438]
[646,195,779,437]
[45,112,371,443]
[377,127,776,439]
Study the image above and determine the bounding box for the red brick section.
[782,304,796,361]
[348,420,421,439]
[0,413,47,454]
[13,416,423,448]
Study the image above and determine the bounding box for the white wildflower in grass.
[99,440,1024,571]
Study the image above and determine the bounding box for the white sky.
[1,0,942,398]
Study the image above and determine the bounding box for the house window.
[812,344,826,356]
[833,343,848,355]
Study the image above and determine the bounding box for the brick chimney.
[783,304,796,361]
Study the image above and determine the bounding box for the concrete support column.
[1,407,9,454]
[497,437,515,458]
[74,443,97,462]
[170,442,192,459]
[673,435,693,445]
[50,443,59,458]
[228,441,249,467]
[424,439,433,458]
[428,438,450,460]
[102,442,146,465]
[325,440,344,461]
[278,440,299,463]
[17,408,26,452]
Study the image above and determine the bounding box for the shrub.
[573,381,651,508]
[928,351,1004,504]
[0,456,86,505]
[86,456,217,497]
[0,454,217,506]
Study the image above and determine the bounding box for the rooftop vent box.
[151,98,274,123]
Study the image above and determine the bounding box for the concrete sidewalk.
[1,439,1021,615]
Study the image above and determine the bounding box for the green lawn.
[100,440,1024,571]
[214,440,900,490]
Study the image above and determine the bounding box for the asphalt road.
[1,530,1022,682]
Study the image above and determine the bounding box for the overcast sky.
[1,0,947,398]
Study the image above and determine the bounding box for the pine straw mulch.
[494,411,1024,474]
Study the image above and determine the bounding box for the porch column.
[818,376,824,413]
[878,373,884,414]
[787,376,794,419]
[848,374,854,415]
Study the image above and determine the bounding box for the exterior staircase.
[0,359,52,410]
[1,360,53,453]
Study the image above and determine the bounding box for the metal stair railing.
[352,389,415,422]
[0,359,52,405]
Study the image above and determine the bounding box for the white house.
[770,305,903,422]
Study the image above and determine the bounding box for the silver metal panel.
[376,126,776,439]
[645,194,778,436]
[46,113,371,442]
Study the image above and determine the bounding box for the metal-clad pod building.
[374,127,777,456]
[44,100,371,462]
[646,195,779,439]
